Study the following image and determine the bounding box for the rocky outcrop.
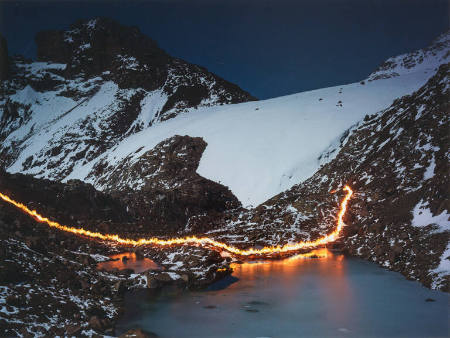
[0,199,121,336]
[0,133,243,237]
[89,135,241,233]
[337,64,449,290]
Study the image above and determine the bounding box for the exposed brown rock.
[91,135,241,233]
[88,315,103,330]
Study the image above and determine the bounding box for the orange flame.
[0,185,352,257]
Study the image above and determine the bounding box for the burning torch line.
[0,185,352,256]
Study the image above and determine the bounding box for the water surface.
[97,252,160,273]
[117,249,449,337]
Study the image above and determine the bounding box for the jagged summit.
[36,17,167,71]
[2,17,255,122]
[32,17,256,101]
[35,17,170,91]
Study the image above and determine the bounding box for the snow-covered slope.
[1,24,448,207]
[77,32,448,206]
[80,69,440,207]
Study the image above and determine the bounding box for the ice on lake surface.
[117,249,449,337]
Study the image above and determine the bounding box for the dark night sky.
[0,0,448,99]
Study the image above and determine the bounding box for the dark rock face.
[0,99,31,142]
[0,34,8,81]
[0,169,135,235]
[33,17,256,102]
[0,134,242,237]
[160,84,209,117]
[0,261,28,284]
[336,64,450,291]
[90,135,241,233]
[36,17,168,87]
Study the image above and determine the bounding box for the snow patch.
[431,242,450,289]
[423,155,436,180]
[412,200,450,232]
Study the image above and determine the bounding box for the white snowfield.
[78,69,437,206]
[4,32,449,207]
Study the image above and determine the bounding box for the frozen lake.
[117,249,449,337]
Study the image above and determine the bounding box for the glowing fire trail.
[0,186,352,257]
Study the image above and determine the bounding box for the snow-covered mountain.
[0,19,450,336]
[1,21,448,209]
[0,18,449,336]
[0,17,255,182]
[0,18,448,280]
[192,63,449,290]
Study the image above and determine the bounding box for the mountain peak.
[35,17,168,81]
[31,17,256,100]
[0,17,256,180]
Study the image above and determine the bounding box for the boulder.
[134,249,145,260]
[0,261,28,284]
[65,324,82,336]
[88,315,103,331]
[180,274,189,283]
[113,280,126,294]
[146,275,159,289]
[155,272,173,283]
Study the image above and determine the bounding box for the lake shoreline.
[116,250,449,337]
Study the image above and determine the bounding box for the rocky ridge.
[368,31,449,81]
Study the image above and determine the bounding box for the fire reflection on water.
[116,247,448,338]
[97,252,160,273]
[230,248,334,278]
[225,248,354,322]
